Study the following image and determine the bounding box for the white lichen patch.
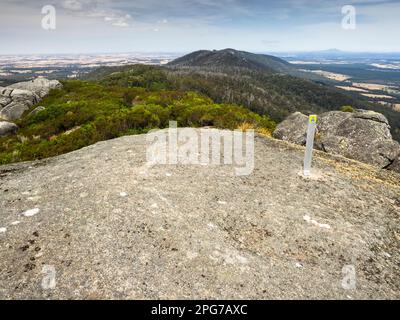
[27,196,41,202]
[22,208,40,217]
[186,251,199,260]
[207,222,217,230]
[0,227,7,233]
[210,249,249,265]
[303,215,331,230]
[10,221,21,226]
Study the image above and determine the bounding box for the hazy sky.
[0,0,399,54]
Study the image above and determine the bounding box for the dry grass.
[237,122,272,137]
[318,154,400,190]
[362,93,394,99]
[237,122,256,132]
[268,135,400,190]
[256,128,272,137]
[336,86,368,93]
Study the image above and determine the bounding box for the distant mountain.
[168,49,296,74]
[168,48,330,82]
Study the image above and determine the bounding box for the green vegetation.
[0,80,275,165]
[88,64,399,141]
[88,64,366,120]
[341,105,355,113]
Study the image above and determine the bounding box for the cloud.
[1,0,400,53]
[62,0,84,11]
[61,0,132,27]
[61,0,98,11]
[104,14,131,27]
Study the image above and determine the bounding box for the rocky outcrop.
[0,121,18,136]
[273,112,309,145]
[0,78,61,121]
[0,130,399,299]
[273,110,400,171]
[7,77,62,98]
[0,87,40,120]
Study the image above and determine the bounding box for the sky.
[0,0,399,54]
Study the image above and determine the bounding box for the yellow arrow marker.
[309,115,318,123]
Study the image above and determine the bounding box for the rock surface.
[28,106,46,116]
[0,88,39,121]
[0,121,19,137]
[0,129,399,299]
[273,110,400,171]
[0,78,61,121]
[8,78,62,99]
[388,155,400,172]
[272,112,309,145]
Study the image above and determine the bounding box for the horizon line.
[1,49,400,56]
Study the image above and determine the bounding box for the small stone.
[0,121,18,136]
[22,208,40,217]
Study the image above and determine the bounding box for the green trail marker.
[304,115,317,176]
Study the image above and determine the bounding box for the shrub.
[341,105,355,113]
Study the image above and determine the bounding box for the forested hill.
[85,63,363,121]
[168,49,295,73]
[85,49,400,141]
[167,48,330,81]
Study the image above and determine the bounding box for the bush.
[341,105,355,113]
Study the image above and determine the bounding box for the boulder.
[318,110,399,168]
[0,121,18,136]
[0,78,61,121]
[7,77,62,98]
[0,87,40,120]
[272,112,309,145]
[273,110,400,172]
